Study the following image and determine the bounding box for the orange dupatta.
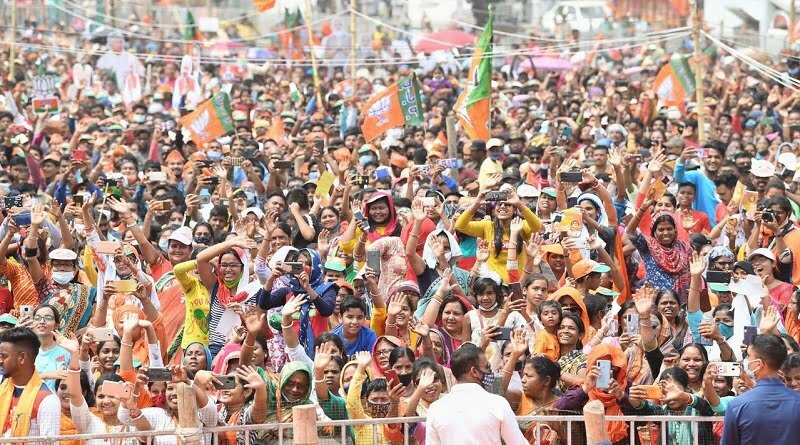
[0,372,45,437]
[586,343,628,443]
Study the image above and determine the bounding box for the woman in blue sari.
[258,248,338,358]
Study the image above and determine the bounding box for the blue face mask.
[308,171,320,180]
[718,322,734,340]
[489,152,503,161]
[207,150,223,161]
[359,155,373,166]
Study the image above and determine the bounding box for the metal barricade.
[0,414,723,445]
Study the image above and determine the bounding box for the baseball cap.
[708,282,730,293]
[324,257,347,272]
[0,314,17,326]
[487,138,504,150]
[517,184,540,198]
[572,259,610,280]
[540,244,564,255]
[168,226,194,246]
[746,247,776,262]
[751,159,776,178]
[541,187,557,198]
[591,286,620,298]
[49,248,78,261]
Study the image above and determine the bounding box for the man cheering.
[0,327,60,440]
[722,334,800,444]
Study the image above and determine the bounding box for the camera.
[762,210,776,223]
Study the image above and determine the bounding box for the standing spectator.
[721,334,800,444]
[426,343,526,444]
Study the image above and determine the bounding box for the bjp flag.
[179,93,235,146]
[454,6,493,141]
[253,0,276,12]
[652,57,695,107]
[360,74,423,142]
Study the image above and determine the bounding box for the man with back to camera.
[721,334,800,444]
[0,327,60,440]
[426,343,526,445]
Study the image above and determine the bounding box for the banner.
[179,93,235,146]
[360,74,423,142]
[454,6,493,141]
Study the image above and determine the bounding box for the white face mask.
[743,357,761,379]
[74,223,85,234]
[133,114,146,123]
[52,270,74,285]
[443,252,452,263]
[159,239,169,251]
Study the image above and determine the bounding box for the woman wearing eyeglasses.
[31,304,71,390]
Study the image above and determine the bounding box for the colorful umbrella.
[414,30,476,54]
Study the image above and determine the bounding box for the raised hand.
[236,365,266,390]
[55,331,80,355]
[509,216,523,235]
[409,317,430,337]
[243,306,266,334]
[121,312,139,334]
[437,269,454,294]
[689,252,707,277]
[314,342,337,372]
[355,351,372,368]
[411,198,427,222]
[476,240,490,263]
[510,328,528,356]
[282,294,307,317]
[387,296,403,317]
[759,304,780,334]
[428,235,445,257]
[416,368,436,391]
[30,204,46,226]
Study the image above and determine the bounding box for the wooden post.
[175,383,200,445]
[349,0,356,81]
[690,0,705,145]
[291,404,319,445]
[583,400,610,445]
[8,0,16,81]
[446,115,458,182]
[302,0,325,107]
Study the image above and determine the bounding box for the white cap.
[517,184,540,198]
[751,159,776,178]
[168,226,194,246]
[49,248,78,261]
[778,152,797,171]
[486,138,504,149]
[243,207,265,219]
[747,247,776,262]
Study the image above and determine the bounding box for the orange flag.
[253,0,276,12]
[360,74,423,142]
[178,93,235,146]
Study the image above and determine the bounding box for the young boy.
[534,300,562,361]
[331,297,377,355]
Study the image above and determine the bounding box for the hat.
[503,167,521,181]
[390,152,408,168]
[607,123,627,137]
[49,248,78,261]
[324,257,347,272]
[391,280,421,295]
[540,244,564,255]
[595,138,612,149]
[108,124,123,131]
[358,144,377,154]
[592,286,620,298]
[517,184,539,198]
[751,159,776,178]
[0,314,17,326]
[572,258,610,279]
[302,180,318,189]
[541,187,557,198]
[426,149,443,159]
[243,207,265,219]
[747,247,776,262]
[508,130,524,141]
[708,282,730,293]
[168,226,193,246]
[486,138,504,150]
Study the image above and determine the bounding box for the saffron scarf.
[645,214,691,298]
[586,344,628,443]
[364,192,399,243]
[0,372,45,437]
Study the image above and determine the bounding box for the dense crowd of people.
[4,8,800,445]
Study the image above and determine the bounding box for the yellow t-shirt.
[174,260,210,348]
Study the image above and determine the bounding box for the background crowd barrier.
[0,413,724,445]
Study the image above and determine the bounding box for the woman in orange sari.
[55,373,93,445]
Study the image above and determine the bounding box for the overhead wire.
[703,32,800,92]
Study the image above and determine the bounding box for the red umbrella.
[414,30,476,54]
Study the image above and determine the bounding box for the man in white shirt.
[426,343,526,445]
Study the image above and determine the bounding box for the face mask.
[0,183,10,193]
[743,357,761,379]
[481,370,496,389]
[159,239,169,251]
[479,302,499,312]
[367,401,390,418]
[207,150,223,161]
[245,191,256,203]
[308,171,320,180]
[194,235,212,245]
[52,270,74,285]
[151,393,166,408]
[359,155,373,166]
[443,252,452,262]
[490,152,503,161]
[718,322,734,340]
[398,373,413,386]
[133,114,146,123]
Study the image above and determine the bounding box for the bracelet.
[502,369,513,375]
[508,243,518,249]
[433,297,444,305]
[67,368,81,373]
[409,234,419,238]
[281,323,294,329]
[243,341,255,349]
[121,341,133,347]
[522,267,534,275]
[386,322,397,328]
[129,410,143,422]
[313,377,326,384]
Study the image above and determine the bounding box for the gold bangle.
[243,341,255,349]
[121,341,133,347]
[522,268,533,274]
[281,323,294,330]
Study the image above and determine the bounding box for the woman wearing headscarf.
[555,343,629,444]
[258,248,338,358]
[626,197,692,301]
[262,362,327,444]
[197,236,262,357]
[338,191,402,254]
[550,286,593,344]
[255,245,299,372]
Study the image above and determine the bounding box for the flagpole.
[8,0,15,82]
[691,0,705,145]
[302,0,325,107]
[350,0,357,82]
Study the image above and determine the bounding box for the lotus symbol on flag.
[192,109,210,139]
[368,95,392,127]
